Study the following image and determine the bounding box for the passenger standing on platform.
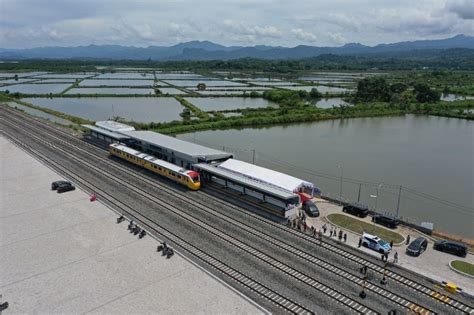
[338,230,343,241]
[394,251,398,263]
[313,228,317,237]
[318,230,323,243]
[390,240,394,248]
[406,235,410,245]
[303,222,307,232]
[384,252,388,262]
[329,228,333,237]
[358,238,362,248]
[343,233,347,242]
[323,224,327,234]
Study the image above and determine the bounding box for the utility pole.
[338,163,343,205]
[396,185,402,217]
[357,183,362,202]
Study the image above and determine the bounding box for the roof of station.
[217,159,314,193]
[82,124,130,139]
[95,120,135,132]
[119,130,233,160]
[194,163,298,200]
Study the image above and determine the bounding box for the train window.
[177,175,182,179]
[159,167,162,171]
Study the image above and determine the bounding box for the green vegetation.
[327,213,404,244]
[174,96,209,119]
[451,260,474,276]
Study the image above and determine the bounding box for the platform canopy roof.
[217,159,314,193]
[95,120,135,132]
[119,130,232,161]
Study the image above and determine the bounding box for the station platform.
[0,135,265,314]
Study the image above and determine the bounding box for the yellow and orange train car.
[109,143,200,190]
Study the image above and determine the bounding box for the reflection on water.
[22,97,184,123]
[177,115,474,238]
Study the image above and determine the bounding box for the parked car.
[433,240,467,257]
[302,200,319,217]
[372,214,400,229]
[56,182,76,193]
[342,203,369,218]
[51,180,70,191]
[361,232,392,254]
[406,237,428,256]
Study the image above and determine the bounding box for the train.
[109,143,201,190]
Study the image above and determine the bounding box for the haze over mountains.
[0,35,472,61]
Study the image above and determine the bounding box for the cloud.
[291,28,317,42]
[446,0,474,19]
[222,20,282,38]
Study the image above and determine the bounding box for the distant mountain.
[0,35,472,61]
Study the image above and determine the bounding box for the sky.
[0,0,473,49]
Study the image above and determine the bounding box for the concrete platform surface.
[0,136,264,314]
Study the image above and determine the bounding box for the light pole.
[337,163,343,205]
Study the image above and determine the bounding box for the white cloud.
[291,28,317,42]
[0,0,472,48]
[222,20,282,38]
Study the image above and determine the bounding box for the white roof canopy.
[217,159,314,193]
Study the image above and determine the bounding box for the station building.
[83,121,318,217]
[82,121,133,144]
[118,130,233,170]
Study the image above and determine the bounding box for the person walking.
[330,229,333,237]
[394,251,398,263]
[318,230,323,243]
[390,240,394,248]
[323,224,327,234]
[343,233,347,243]
[384,252,389,262]
[303,222,307,232]
[406,235,410,245]
[358,238,362,248]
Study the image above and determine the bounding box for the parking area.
[0,136,264,314]
[302,198,474,296]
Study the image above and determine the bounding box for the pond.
[177,115,474,238]
[158,88,188,95]
[79,79,154,87]
[184,97,278,111]
[21,97,184,123]
[34,73,96,79]
[5,102,73,125]
[441,94,474,101]
[0,78,41,85]
[164,80,248,87]
[314,98,351,108]
[281,85,351,93]
[95,73,155,79]
[66,88,155,95]
[0,83,72,94]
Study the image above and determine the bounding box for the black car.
[433,240,467,257]
[57,182,76,193]
[406,237,428,256]
[51,180,70,190]
[302,200,319,217]
[342,203,369,218]
[372,214,400,229]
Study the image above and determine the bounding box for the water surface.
[0,84,71,94]
[22,97,184,123]
[185,97,278,111]
[177,115,474,238]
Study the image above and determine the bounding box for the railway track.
[0,129,313,315]
[2,112,380,314]
[2,105,473,314]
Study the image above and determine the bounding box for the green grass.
[327,213,404,244]
[451,261,474,276]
